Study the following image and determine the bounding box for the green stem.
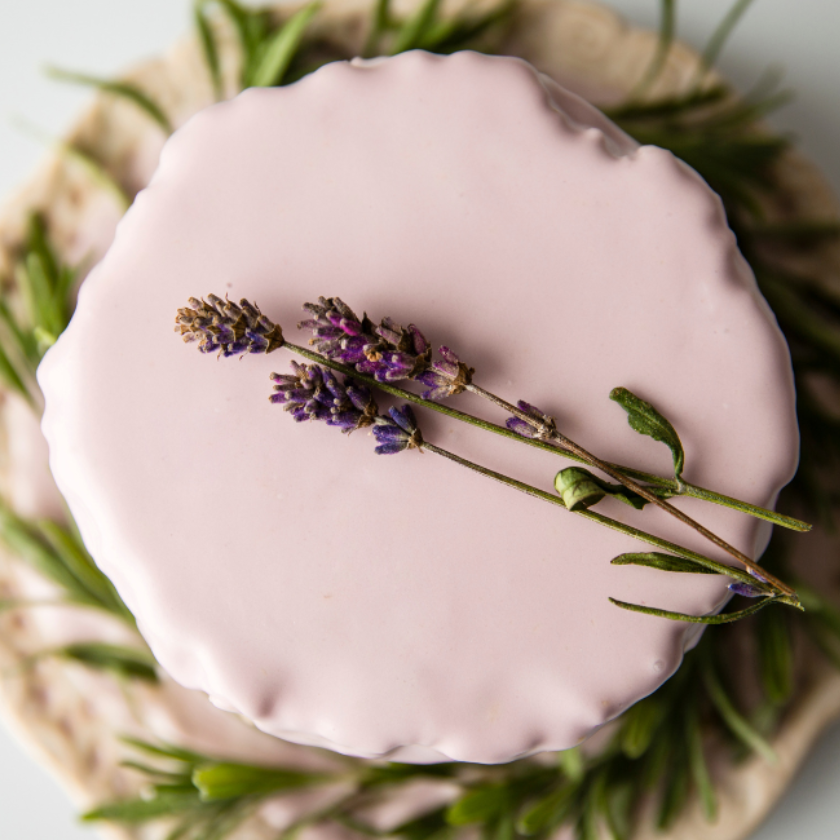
[421,442,767,593]
[466,383,795,599]
[283,343,807,532]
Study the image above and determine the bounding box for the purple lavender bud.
[373,425,408,443]
[389,405,418,434]
[506,418,538,438]
[374,441,408,455]
[408,324,428,355]
[517,400,548,419]
[728,582,765,598]
[338,337,368,364]
[346,380,373,412]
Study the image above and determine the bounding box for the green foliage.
[609,387,685,480]
[0,499,134,625]
[46,67,174,134]
[0,214,78,405]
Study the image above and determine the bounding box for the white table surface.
[0,1,839,837]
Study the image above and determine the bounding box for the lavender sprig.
[297,297,801,600]
[177,295,803,618]
[176,294,285,357]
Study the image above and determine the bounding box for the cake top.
[39,50,798,764]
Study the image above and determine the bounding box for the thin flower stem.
[466,383,797,600]
[285,342,799,601]
[283,343,807,532]
[420,442,777,596]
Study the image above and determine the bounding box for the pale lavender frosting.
[38,51,798,764]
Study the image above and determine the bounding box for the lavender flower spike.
[270,362,378,433]
[176,294,284,357]
[416,345,474,401]
[298,297,431,383]
[372,405,424,455]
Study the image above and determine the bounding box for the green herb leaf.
[46,67,173,134]
[34,642,158,682]
[516,784,577,836]
[554,467,655,511]
[250,2,321,88]
[83,792,201,823]
[610,387,685,479]
[193,763,328,801]
[611,551,718,575]
[757,604,794,704]
[391,0,442,55]
[446,785,506,826]
[703,657,777,763]
[195,1,223,100]
[686,703,717,821]
[609,596,779,624]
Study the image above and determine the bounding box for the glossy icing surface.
[39,51,798,764]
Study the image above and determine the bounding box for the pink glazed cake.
[37,50,798,765]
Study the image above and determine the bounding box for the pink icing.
[38,51,798,764]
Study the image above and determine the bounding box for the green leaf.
[757,605,794,704]
[391,0,442,55]
[363,0,393,57]
[703,658,777,763]
[612,551,718,575]
[516,784,577,836]
[83,792,200,823]
[193,763,328,801]
[38,642,158,682]
[36,519,133,622]
[250,2,321,88]
[446,785,506,826]
[610,387,685,479]
[554,467,663,512]
[685,703,717,821]
[609,596,779,624]
[0,331,33,404]
[195,1,223,100]
[695,0,758,87]
[558,746,585,782]
[620,696,666,759]
[631,0,676,98]
[46,67,173,134]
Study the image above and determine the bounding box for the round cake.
[37,49,797,765]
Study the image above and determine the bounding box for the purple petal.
[389,405,417,433]
[506,418,536,438]
[375,442,407,455]
[421,385,451,402]
[372,425,407,442]
[728,582,765,599]
[408,324,428,354]
[517,400,546,418]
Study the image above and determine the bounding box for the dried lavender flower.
[299,297,431,383]
[728,582,766,599]
[416,345,474,400]
[372,405,424,455]
[176,294,284,357]
[270,362,378,432]
[505,400,557,440]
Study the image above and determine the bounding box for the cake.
[2,2,839,839]
[37,49,797,764]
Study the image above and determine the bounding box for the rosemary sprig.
[45,66,174,134]
[0,499,135,627]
